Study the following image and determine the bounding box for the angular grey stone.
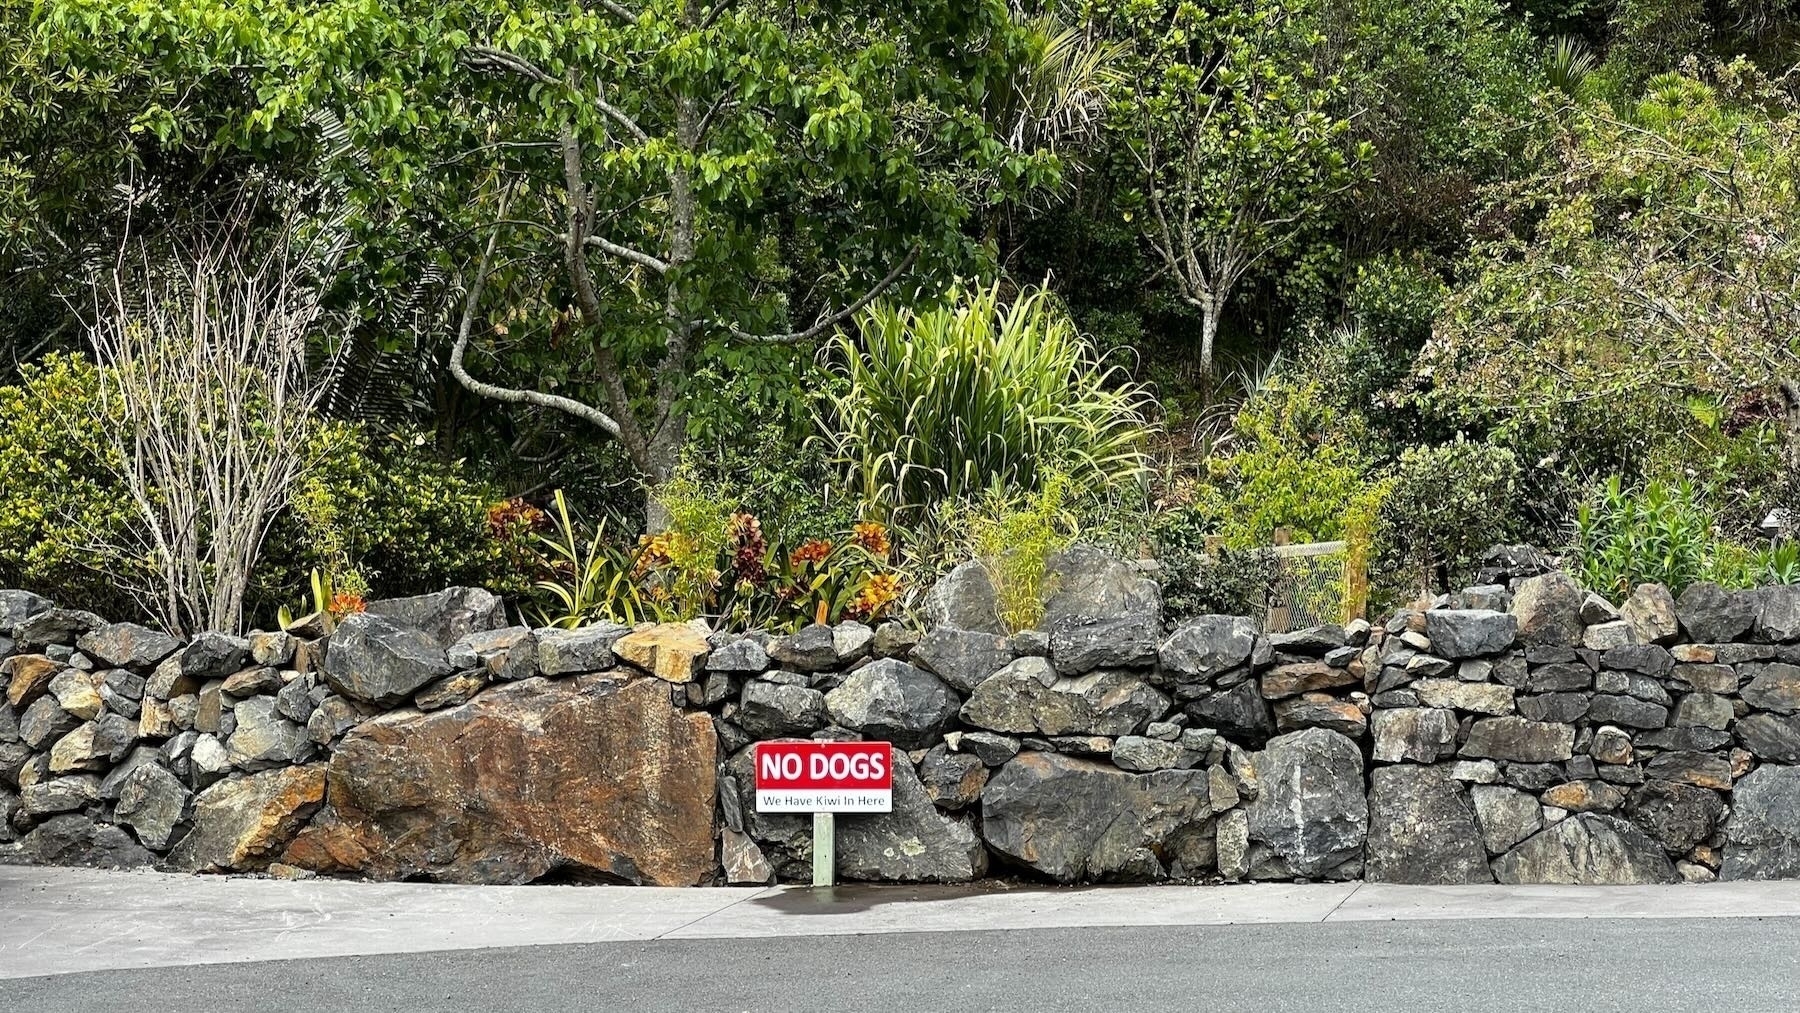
[1722,764,1800,880]
[1111,735,1198,772]
[0,589,52,632]
[1471,785,1543,854]
[363,587,507,647]
[47,668,102,720]
[275,675,317,724]
[1371,708,1459,764]
[1413,678,1515,715]
[1270,626,1345,654]
[13,814,152,868]
[321,613,454,705]
[769,624,841,672]
[1510,572,1586,647]
[921,560,1005,635]
[1751,585,1800,643]
[114,763,190,850]
[248,631,296,668]
[18,694,80,750]
[1244,728,1367,878]
[1040,544,1162,628]
[916,745,988,809]
[1460,717,1575,762]
[1493,814,1677,884]
[706,636,770,674]
[221,666,281,697]
[980,751,1212,882]
[20,774,101,816]
[179,632,251,681]
[1184,680,1276,745]
[1676,582,1757,643]
[534,623,628,676]
[1580,592,1622,625]
[1621,584,1680,645]
[736,681,828,739]
[1583,621,1635,651]
[1366,765,1492,884]
[721,829,773,885]
[1671,663,1738,694]
[75,624,181,670]
[1672,693,1734,731]
[823,659,959,749]
[226,697,310,770]
[945,730,1020,766]
[1742,662,1800,714]
[871,623,920,660]
[14,609,105,649]
[1158,615,1259,681]
[1737,713,1800,762]
[1272,694,1366,738]
[1643,750,1733,790]
[833,750,987,882]
[1517,692,1590,724]
[1424,610,1518,660]
[962,664,1165,739]
[1049,613,1158,676]
[1627,780,1723,855]
[446,626,531,677]
[1637,726,1732,752]
[910,627,1012,693]
[1524,663,1592,693]
[189,734,232,787]
[1601,644,1674,678]
[1588,694,1668,729]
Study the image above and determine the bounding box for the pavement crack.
[649,887,775,941]
[1320,882,1361,922]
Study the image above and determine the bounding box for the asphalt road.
[10,917,1800,1012]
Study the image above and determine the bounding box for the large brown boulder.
[167,765,327,873]
[285,676,716,886]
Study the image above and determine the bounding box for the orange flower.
[327,591,367,618]
[851,521,890,556]
[791,538,833,565]
[486,497,547,537]
[846,573,902,619]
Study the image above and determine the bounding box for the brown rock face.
[613,623,711,684]
[287,676,716,886]
[168,765,327,873]
[4,655,62,709]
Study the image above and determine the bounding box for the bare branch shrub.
[87,226,342,634]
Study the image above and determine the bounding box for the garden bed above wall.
[2,546,1799,887]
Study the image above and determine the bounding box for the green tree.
[1104,0,1361,375]
[40,0,1056,524]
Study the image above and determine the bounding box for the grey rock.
[535,623,628,676]
[1601,644,1674,677]
[76,624,180,670]
[720,829,773,885]
[1366,765,1492,884]
[248,631,296,668]
[275,676,316,724]
[20,774,101,816]
[1493,814,1678,884]
[0,589,52,632]
[18,694,79,750]
[363,587,507,647]
[835,751,987,882]
[1158,615,1259,681]
[910,627,1012,693]
[980,751,1212,882]
[1676,582,1757,643]
[1580,592,1622,625]
[414,672,488,711]
[1751,585,1800,643]
[1517,692,1590,724]
[189,734,232,787]
[823,659,959,749]
[305,696,364,745]
[1040,543,1162,628]
[97,746,161,801]
[221,666,282,697]
[179,632,251,681]
[1471,785,1544,854]
[1244,728,1367,878]
[1523,663,1592,693]
[1620,584,1680,645]
[736,681,828,739]
[1460,717,1575,763]
[1184,680,1276,745]
[1510,572,1586,647]
[13,814,152,868]
[47,668,103,720]
[1588,694,1668,730]
[1737,713,1800,762]
[446,626,532,679]
[1671,663,1738,694]
[1272,694,1366,738]
[921,560,1004,635]
[1672,693,1734,731]
[1583,621,1636,651]
[1637,726,1733,752]
[706,637,770,674]
[1413,678,1515,715]
[916,745,988,809]
[962,665,1166,739]
[1742,662,1800,714]
[114,763,190,850]
[321,613,454,706]
[226,697,310,770]
[167,765,325,873]
[871,623,920,659]
[1049,613,1158,676]
[769,624,842,672]
[1425,610,1518,660]
[1627,780,1723,855]
[945,730,1020,766]
[1110,735,1199,772]
[14,608,105,649]
[1269,626,1345,654]
[1722,764,1800,880]
[1643,750,1733,790]
[1371,707,1459,764]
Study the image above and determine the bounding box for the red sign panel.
[754,740,893,813]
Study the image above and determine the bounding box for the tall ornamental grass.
[822,284,1153,521]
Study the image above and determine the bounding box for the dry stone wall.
[3,544,1800,888]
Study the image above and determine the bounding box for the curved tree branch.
[725,247,921,343]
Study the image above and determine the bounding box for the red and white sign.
[754,741,893,813]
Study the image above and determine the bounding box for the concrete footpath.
[8,867,1800,980]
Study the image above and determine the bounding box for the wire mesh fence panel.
[1264,541,1350,634]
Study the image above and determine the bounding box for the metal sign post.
[812,812,836,887]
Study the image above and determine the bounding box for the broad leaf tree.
[44,0,1056,519]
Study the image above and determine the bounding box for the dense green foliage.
[1,0,1796,627]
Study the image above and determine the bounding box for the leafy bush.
[821,283,1153,522]
[964,473,1079,633]
[1373,438,1526,601]
[1153,507,1283,622]
[1574,477,1733,596]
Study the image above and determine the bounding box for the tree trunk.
[1198,296,1219,377]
